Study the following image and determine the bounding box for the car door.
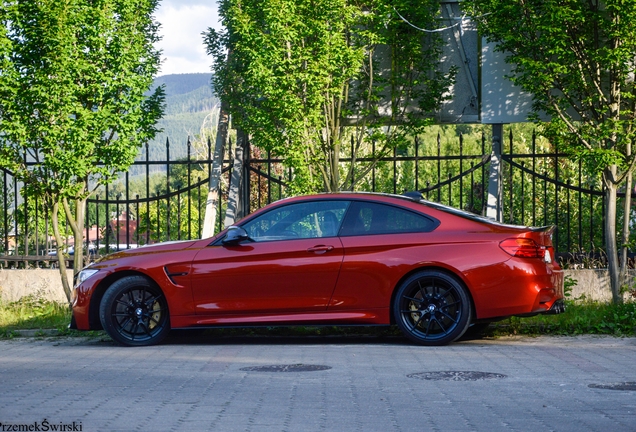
[190,200,350,315]
[328,200,439,311]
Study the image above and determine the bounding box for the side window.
[242,201,350,241]
[340,201,437,236]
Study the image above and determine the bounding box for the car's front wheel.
[393,270,471,346]
[99,275,170,346]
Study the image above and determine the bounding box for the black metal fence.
[0,128,627,268]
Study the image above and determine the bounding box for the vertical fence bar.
[521,162,525,225]
[470,163,474,213]
[555,142,560,252]
[187,138,192,240]
[437,133,441,202]
[351,135,355,191]
[35,195,39,257]
[567,181,571,251]
[166,137,171,242]
[116,194,121,250]
[177,191,182,241]
[23,151,28,259]
[543,171,548,226]
[601,184,606,248]
[415,136,419,191]
[45,204,50,259]
[95,196,100,252]
[197,177,202,238]
[257,166,262,208]
[23,186,28,259]
[3,170,8,253]
[393,146,397,194]
[156,193,160,244]
[459,134,463,210]
[481,133,486,214]
[578,159,582,251]
[508,129,514,223]
[590,183,594,251]
[372,140,376,192]
[135,196,140,245]
[14,176,18,255]
[145,142,150,245]
[267,150,272,204]
[105,184,110,253]
[532,131,536,227]
[84,196,89,259]
[125,172,130,248]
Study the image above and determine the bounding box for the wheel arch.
[389,265,476,325]
[88,270,162,330]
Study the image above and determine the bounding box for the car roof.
[270,191,540,231]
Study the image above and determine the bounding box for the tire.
[99,275,170,347]
[393,270,472,346]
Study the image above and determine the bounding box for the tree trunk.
[202,98,230,238]
[603,169,622,304]
[51,201,72,305]
[62,196,86,275]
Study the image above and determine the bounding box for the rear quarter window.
[340,201,439,236]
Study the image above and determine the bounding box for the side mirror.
[222,226,251,245]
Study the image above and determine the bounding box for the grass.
[0,295,72,338]
[486,300,636,337]
[0,295,634,340]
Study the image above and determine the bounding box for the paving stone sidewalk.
[0,333,634,432]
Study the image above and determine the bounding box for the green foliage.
[0,0,165,200]
[0,295,70,331]
[0,0,165,299]
[465,0,636,171]
[205,0,454,193]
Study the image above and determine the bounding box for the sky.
[155,0,222,76]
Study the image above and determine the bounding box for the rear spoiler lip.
[529,225,556,236]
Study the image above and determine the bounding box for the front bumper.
[68,313,78,330]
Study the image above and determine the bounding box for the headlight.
[75,269,99,287]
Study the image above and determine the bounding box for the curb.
[10,329,59,337]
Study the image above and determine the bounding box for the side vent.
[164,265,189,285]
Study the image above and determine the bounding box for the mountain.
[144,73,219,163]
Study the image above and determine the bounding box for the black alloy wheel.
[99,275,170,346]
[393,270,471,346]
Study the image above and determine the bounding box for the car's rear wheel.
[393,270,471,346]
[99,276,170,347]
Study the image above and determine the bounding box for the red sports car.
[70,192,564,346]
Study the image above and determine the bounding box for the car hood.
[94,239,200,264]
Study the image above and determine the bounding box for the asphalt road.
[0,333,634,432]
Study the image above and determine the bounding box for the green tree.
[204,0,454,193]
[465,0,636,303]
[0,0,164,302]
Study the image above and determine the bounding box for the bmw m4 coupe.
[70,192,564,346]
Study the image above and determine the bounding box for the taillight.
[499,238,547,259]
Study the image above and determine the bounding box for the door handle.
[307,245,334,254]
